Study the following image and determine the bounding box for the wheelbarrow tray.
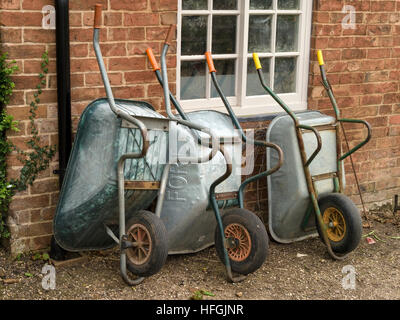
[162,110,242,254]
[54,99,242,253]
[54,98,168,251]
[266,111,345,243]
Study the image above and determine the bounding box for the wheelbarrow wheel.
[214,208,269,275]
[125,210,168,277]
[315,193,362,254]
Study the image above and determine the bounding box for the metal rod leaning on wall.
[317,50,372,164]
[317,50,372,225]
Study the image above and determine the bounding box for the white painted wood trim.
[176,0,313,116]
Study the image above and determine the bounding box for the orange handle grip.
[146,48,160,71]
[205,52,216,73]
[165,25,176,46]
[94,4,102,29]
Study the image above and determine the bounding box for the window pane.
[182,0,208,10]
[276,15,299,52]
[181,16,207,55]
[181,61,206,100]
[274,57,297,93]
[213,0,237,10]
[211,59,236,98]
[247,58,270,96]
[278,0,300,10]
[250,0,273,10]
[212,16,237,54]
[248,15,272,53]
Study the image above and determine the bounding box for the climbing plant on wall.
[0,52,19,238]
[0,51,56,239]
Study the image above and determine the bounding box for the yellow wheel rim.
[323,207,346,242]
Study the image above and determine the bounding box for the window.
[177,0,313,116]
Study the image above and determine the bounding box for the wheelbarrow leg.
[210,194,246,283]
[117,155,145,286]
[155,163,171,218]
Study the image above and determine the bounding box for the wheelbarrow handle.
[205,51,216,73]
[297,124,322,167]
[317,50,325,66]
[205,52,284,208]
[165,24,176,46]
[338,118,372,161]
[158,31,221,165]
[318,50,371,159]
[237,141,284,208]
[92,3,149,156]
[253,52,262,70]
[94,4,102,29]
[146,47,189,121]
[146,48,160,72]
[252,53,299,123]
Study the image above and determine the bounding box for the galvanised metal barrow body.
[267,111,345,243]
[160,110,243,255]
[253,52,372,260]
[53,99,241,254]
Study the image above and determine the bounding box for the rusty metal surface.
[215,192,239,201]
[311,172,338,182]
[124,181,161,190]
[266,111,346,243]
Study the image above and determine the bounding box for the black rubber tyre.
[214,208,269,275]
[49,235,68,261]
[126,210,168,277]
[315,193,362,254]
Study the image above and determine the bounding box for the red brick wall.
[0,0,399,254]
[308,0,400,209]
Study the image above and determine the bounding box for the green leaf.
[201,290,215,297]
[32,253,41,261]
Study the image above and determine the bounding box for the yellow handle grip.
[253,53,262,70]
[317,50,325,66]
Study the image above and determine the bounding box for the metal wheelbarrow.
[145,26,284,280]
[251,51,372,259]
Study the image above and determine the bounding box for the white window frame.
[176,0,313,116]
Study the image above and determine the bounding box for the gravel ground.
[0,212,399,300]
